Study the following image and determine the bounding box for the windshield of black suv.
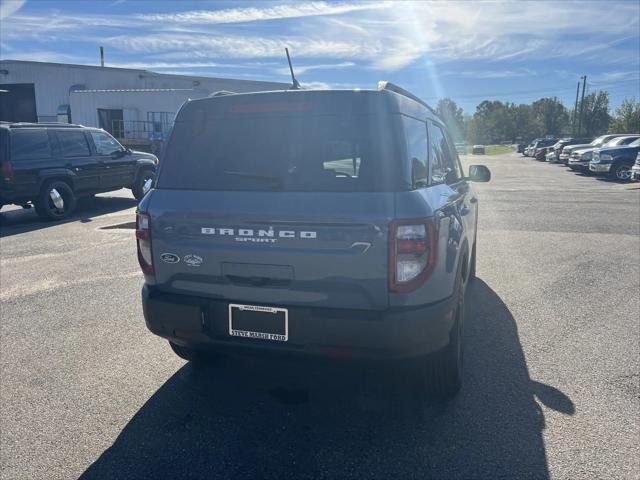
[158,98,395,192]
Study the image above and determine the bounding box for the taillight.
[389,219,437,293]
[1,161,14,183]
[136,212,154,275]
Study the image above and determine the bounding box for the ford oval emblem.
[160,253,180,264]
[183,254,203,267]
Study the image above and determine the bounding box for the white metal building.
[68,88,207,150]
[0,59,287,124]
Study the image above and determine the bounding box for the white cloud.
[101,34,378,60]
[273,61,356,75]
[444,69,536,79]
[1,0,638,74]
[0,0,26,20]
[137,2,391,24]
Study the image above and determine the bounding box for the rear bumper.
[631,165,640,180]
[142,285,457,359]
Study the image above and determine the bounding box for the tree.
[436,98,465,142]
[531,97,569,136]
[579,91,610,137]
[609,98,640,134]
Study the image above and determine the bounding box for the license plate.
[228,304,288,342]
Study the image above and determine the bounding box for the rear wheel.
[169,341,225,364]
[132,169,155,201]
[421,280,464,401]
[469,239,477,281]
[34,180,77,221]
[169,341,201,362]
[610,162,632,181]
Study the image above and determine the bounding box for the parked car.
[472,145,485,154]
[0,122,158,220]
[560,134,624,165]
[454,142,467,155]
[569,135,639,172]
[589,137,640,180]
[137,83,491,400]
[523,138,543,157]
[532,138,558,160]
[516,143,525,153]
[546,138,591,163]
[631,151,640,181]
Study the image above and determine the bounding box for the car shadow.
[0,195,137,237]
[80,280,573,480]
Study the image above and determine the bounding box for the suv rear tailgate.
[147,189,393,310]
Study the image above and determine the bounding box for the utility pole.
[99,46,104,67]
[572,81,580,135]
[577,75,587,136]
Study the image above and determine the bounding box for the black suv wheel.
[132,169,155,201]
[34,180,77,221]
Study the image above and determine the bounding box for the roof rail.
[7,122,85,128]
[208,90,236,97]
[377,81,436,114]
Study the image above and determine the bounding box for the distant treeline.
[435,93,639,144]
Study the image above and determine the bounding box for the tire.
[132,169,155,201]
[421,280,464,401]
[610,162,632,182]
[34,180,77,221]
[169,341,201,362]
[427,288,464,400]
[169,341,225,364]
[469,238,477,281]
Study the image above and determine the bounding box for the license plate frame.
[228,304,288,342]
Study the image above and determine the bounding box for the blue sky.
[1,0,638,114]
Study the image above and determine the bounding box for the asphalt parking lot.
[1,152,639,480]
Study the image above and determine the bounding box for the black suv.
[0,122,157,220]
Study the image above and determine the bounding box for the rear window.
[10,129,51,161]
[57,131,90,157]
[158,101,393,192]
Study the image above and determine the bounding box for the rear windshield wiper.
[222,171,283,190]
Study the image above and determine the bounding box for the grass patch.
[463,144,514,155]
[484,145,514,155]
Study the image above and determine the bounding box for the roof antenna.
[285,47,301,90]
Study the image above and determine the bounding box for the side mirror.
[468,165,491,182]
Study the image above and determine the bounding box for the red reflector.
[397,239,427,254]
[230,101,312,113]
[1,161,14,182]
[135,229,150,240]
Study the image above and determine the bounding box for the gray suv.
[137,82,490,399]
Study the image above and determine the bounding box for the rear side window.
[429,122,461,185]
[159,109,392,192]
[401,116,428,188]
[57,131,90,157]
[10,130,51,162]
